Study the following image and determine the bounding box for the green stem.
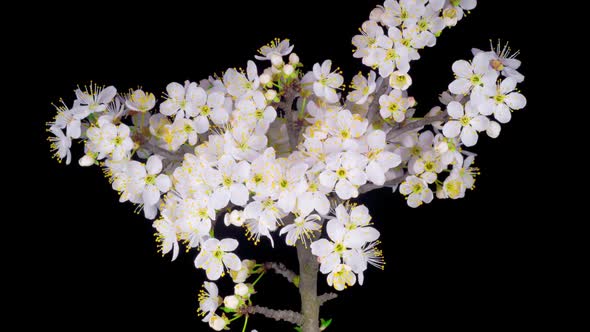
[252,271,265,286]
[242,315,249,332]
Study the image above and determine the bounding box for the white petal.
[500,77,517,94]
[315,193,330,215]
[335,180,357,199]
[449,79,471,95]
[220,238,239,252]
[452,60,472,78]
[326,219,346,243]
[366,161,385,186]
[494,104,512,123]
[311,239,335,258]
[487,121,501,138]
[460,126,478,147]
[206,262,223,281]
[143,185,160,206]
[319,170,337,189]
[446,101,464,119]
[167,82,185,100]
[230,183,249,206]
[505,93,527,110]
[442,121,461,138]
[146,155,163,174]
[367,130,386,150]
[223,253,242,271]
[155,174,171,193]
[470,116,490,132]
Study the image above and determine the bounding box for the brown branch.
[240,305,303,325]
[317,293,338,306]
[264,262,299,286]
[366,77,390,124]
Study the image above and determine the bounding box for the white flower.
[207,155,251,209]
[325,109,368,150]
[244,197,283,246]
[296,178,331,216]
[224,295,240,310]
[126,155,171,217]
[195,238,242,281]
[352,20,389,65]
[236,91,277,131]
[326,264,357,291]
[399,175,433,208]
[473,41,524,82]
[442,101,489,147]
[389,70,412,90]
[319,152,368,200]
[224,61,260,98]
[86,117,134,161]
[343,241,384,286]
[310,60,344,103]
[347,71,377,105]
[52,100,86,139]
[159,81,203,120]
[412,150,443,184]
[382,0,426,28]
[364,130,402,185]
[439,174,466,199]
[125,89,156,112]
[229,259,256,283]
[198,281,221,322]
[311,218,378,274]
[75,85,117,114]
[48,126,72,164]
[154,214,180,261]
[279,214,322,246]
[379,89,410,122]
[255,39,294,61]
[234,283,250,297]
[224,209,246,227]
[225,126,268,162]
[209,314,227,331]
[449,52,498,95]
[472,77,527,123]
[275,162,308,213]
[486,120,501,138]
[412,7,445,47]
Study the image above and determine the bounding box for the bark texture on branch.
[241,305,303,325]
[264,262,299,285]
[297,242,320,332]
[318,292,338,306]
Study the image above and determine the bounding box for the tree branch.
[264,262,299,286]
[240,305,303,325]
[277,89,300,151]
[387,112,449,141]
[317,293,338,306]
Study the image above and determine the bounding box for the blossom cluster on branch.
[48,0,526,330]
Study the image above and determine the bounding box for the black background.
[15,0,558,330]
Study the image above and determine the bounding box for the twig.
[264,262,299,286]
[366,77,390,124]
[317,293,338,306]
[240,305,303,325]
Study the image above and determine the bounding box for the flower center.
[470,74,482,85]
[460,116,471,126]
[213,249,224,259]
[145,174,156,185]
[424,161,435,172]
[279,179,289,189]
[201,105,210,116]
[223,176,232,187]
[445,180,462,198]
[334,243,345,253]
[253,174,263,184]
[412,183,423,194]
[491,59,504,71]
[255,109,264,119]
[337,168,347,178]
[494,94,506,104]
[113,136,123,145]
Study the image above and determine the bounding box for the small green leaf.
[294,326,302,332]
[293,275,300,288]
[320,318,333,330]
[220,306,235,313]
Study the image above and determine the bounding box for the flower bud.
[78,155,95,167]
[224,295,240,310]
[270,54,284,67]
[224,210,245,227]
[234,283,250,297]
[283,64,294,76]
[259,73,271,85]
[289,53,299,65]
[209,315,227,331]
[265,89,277,101]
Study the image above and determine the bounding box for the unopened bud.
[265,89,277,101]
[234,283,249,297]
[283,64,294,76]
[259,73,271,85]
[289,53,299,65]
[79,155,95,167]
[224,295,240,310]
[270,54,283,67]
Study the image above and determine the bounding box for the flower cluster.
[48,0,526,330]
